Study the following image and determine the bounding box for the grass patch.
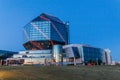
[0,65,120,80]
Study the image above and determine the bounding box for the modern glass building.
[63,44,112,65]
[23,13,69,50]
[6,13,69,65]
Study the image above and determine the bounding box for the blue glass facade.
[63,44,107,65]
[72,47,80,58]
[24,21,51,42]
[23,13,69,50]
[51,21,68,42]
[83,46,103,64]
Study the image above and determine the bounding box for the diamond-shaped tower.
[23,13,69,50]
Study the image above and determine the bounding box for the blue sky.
[0,0,120,61]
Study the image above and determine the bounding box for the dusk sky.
[0,0,120,61]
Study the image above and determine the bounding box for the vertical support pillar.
[74,57,76,66]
